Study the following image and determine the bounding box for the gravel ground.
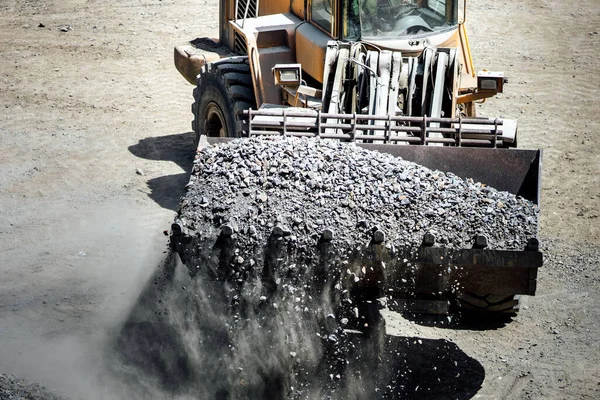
[0,374,65,400]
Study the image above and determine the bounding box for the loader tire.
[456,293,520,316]
[192,57,255,146]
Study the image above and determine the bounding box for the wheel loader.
[171,0,543,318]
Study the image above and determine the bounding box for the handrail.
[242,109,516,148]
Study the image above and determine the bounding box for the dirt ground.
[0,0,598,399]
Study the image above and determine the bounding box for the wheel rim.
[204,102,227,137]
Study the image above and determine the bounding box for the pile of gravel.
[152,136,540,398]
[179,137,537,255]
[0,374,66,400]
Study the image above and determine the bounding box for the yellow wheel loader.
[172,0,543,318]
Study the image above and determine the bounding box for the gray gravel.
[0,374,65,400]
[180,137,538,253]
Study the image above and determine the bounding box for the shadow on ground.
[343,332,485,399]
[128,132,196,210]
[396,310,516,331]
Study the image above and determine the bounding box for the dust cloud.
[0,197,175,400]
[0,234,483,400]
[105,247,483,400]
[110,250,359,399]
[0,197,482,400]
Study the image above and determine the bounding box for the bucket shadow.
[110,322,485,399]
[128,132,196,211]
[396,309,515,331]
[339,332,485,399]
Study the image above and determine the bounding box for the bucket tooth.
[526,237,540,252]
[422,232,436,247]
[473,234,489,249]
[372,229,386,244]
[321,228,335,241]
[220,224,234,238]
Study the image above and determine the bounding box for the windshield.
[343,0,459,41]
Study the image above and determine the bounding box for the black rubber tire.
[192,57,256,146]
[456,293,520,315]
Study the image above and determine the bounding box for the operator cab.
[357,0,458,38]
[311,0,463,51]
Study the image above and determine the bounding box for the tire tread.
[191,57,256,143]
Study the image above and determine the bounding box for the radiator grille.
[236,0,258,19]
[234,31,247,55]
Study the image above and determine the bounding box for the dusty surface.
[0,0,598,399]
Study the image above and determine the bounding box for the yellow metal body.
[176,0,501,117]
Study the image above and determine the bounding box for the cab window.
[311,0,334,35]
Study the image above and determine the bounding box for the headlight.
[273,64,302,86]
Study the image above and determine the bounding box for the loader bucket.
[358,144,541,205]
[190,135,542,315]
